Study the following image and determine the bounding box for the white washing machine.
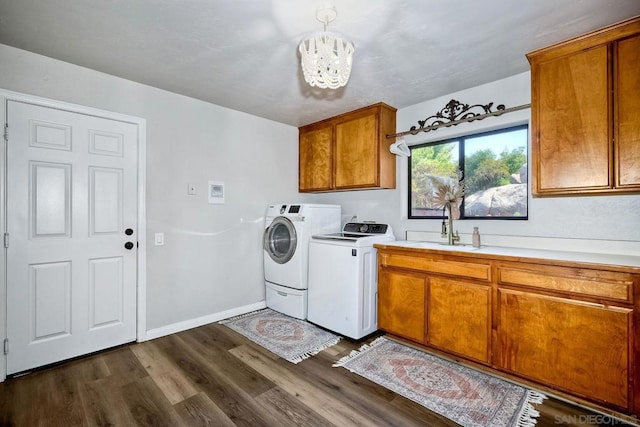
[308,222,395,339]
[263,203,341,319]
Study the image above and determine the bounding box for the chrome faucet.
[442,203,460,245]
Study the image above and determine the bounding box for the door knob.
[124,242,134,250]
[125,228,134,236]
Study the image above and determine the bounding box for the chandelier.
[298,5,354,89]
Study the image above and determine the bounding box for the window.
[409,125,528,219]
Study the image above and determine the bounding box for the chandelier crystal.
[298,6,354,89]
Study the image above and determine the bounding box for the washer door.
[264,216,298,264]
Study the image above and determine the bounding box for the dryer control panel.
[343,222,388,234]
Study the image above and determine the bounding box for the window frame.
[407,124,529,220]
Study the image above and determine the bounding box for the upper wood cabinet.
[298,103,397,192]
[299,124,333,191]
[527,17,640,196]
[616,33,640,188]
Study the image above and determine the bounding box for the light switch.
[155,232,164,246]
[187,183,197,195]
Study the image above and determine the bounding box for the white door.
[6,100,138,374]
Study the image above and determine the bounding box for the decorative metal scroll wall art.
[413,99,505,133]
[388,99,530,139]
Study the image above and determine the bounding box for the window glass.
[409,125,528,219]
[410,140,459,217]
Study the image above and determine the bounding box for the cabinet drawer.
[498,266,633,302]
[380,253,491,281]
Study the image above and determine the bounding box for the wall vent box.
[208,181,225,204]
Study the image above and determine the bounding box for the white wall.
[0,44,301,334]
[311,72,640,254]
[2,43,638,340]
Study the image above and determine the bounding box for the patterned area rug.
[220,309,341,364]
[335,337,546,427]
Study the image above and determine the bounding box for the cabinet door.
[299,125,333,192]
[615,34,640,188]
[378,268,426,344]
[428,277,491,364]
[532,45,612,194]
[498,289,631,410]
[334,112,378,189]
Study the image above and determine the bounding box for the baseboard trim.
[143,301,267,341]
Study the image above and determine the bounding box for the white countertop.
[377,240,640,269]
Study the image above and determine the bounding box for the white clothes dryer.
[263,203,341,319]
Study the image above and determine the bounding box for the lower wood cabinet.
[378,268,426,344]
[497,288,631,409]
[376,244,640,417]
[428,277,491,364]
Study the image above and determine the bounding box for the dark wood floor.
[0,321,634,426]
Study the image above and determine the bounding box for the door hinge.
[3,232,8,248]
[3,338,8,355]
[3,124,7,142]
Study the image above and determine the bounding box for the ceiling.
[0,1,639,127]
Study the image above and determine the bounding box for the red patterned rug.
[335,337,546,427]
[220,309,341,364]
